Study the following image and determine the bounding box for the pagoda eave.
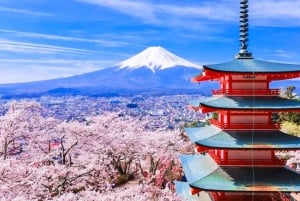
[203,59,300,74]
[199,104,300,113]
[192,66,300,83]
[175,181,213,200]
[204,66,300,77]
[189,104,300,113]
[180,155,300,194]
[189,96,300,113]
[185,127,300,151]
[191,74,217,82]
[195,143,300,151]
[189,186,299,193]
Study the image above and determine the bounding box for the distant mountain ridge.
[0,46,217,98]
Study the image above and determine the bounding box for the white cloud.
[0,6,53,16]
[74,0,236,33]
[75,0,157,23]
[255,49,300,65]
[79,1,224,21]
[156,3,236,22]
[0,39,105,55]
[0,59,115,84]
[273,49,295,59]
[75,0,300,27]
[252,1,300,19]
[0,29,129,47]
[251,0,300,26]
[75,0,234,25]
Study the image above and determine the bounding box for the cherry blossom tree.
[0,101,191,200]
[0,101,43,160]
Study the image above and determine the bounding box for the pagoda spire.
[236,0,253,59]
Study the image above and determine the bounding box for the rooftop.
[204,59,300,73]
[174,181,212,201]
[185,126,300,149]
[180,155,300,192]
[189,96,300,111]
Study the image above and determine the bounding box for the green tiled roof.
[204,59,300,73]
[184,127,222,143]
[189,97,218,108]
[175,181,212,201]
[180,154,300,192]
[179,155,218,183]
[185,126,300,149]
[191,167,300,192]
[191,96,300,110]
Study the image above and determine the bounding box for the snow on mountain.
[117,46,201,72]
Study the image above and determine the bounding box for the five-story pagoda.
[175,0,300,200]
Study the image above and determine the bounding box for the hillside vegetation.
[281,121,300,136]
[280,86,300,136]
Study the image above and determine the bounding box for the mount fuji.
[117,46,200,72]
[0,46,216,98]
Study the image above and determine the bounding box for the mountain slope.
[0,46,216,97]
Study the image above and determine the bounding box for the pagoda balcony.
[210,119,281,130]
[209,152,286,166]
[209,192,293,201]
[212,89,280,96]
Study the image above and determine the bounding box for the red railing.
[210,192,292,201]
[210,119,281,130]
[212,89,280,96]
[220,159,286,166]
[210,153,286,166]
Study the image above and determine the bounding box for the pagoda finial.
[236,0,253,59]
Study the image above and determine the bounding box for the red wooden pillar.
[267,76,270,90]
[220,76,225,94]
[220,149,229,164]
[228,75,232,94]
[227,111,231,129]
[224,150,228,164]
[271,150,275,162]
[268,112,272,128]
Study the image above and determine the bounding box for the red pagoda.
[175,0,300,200]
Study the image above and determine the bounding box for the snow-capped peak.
[116,46,201,72]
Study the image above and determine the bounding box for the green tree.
[279,86,300,125]
[284,86,296,99]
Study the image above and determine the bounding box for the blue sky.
[0,0,300,83]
